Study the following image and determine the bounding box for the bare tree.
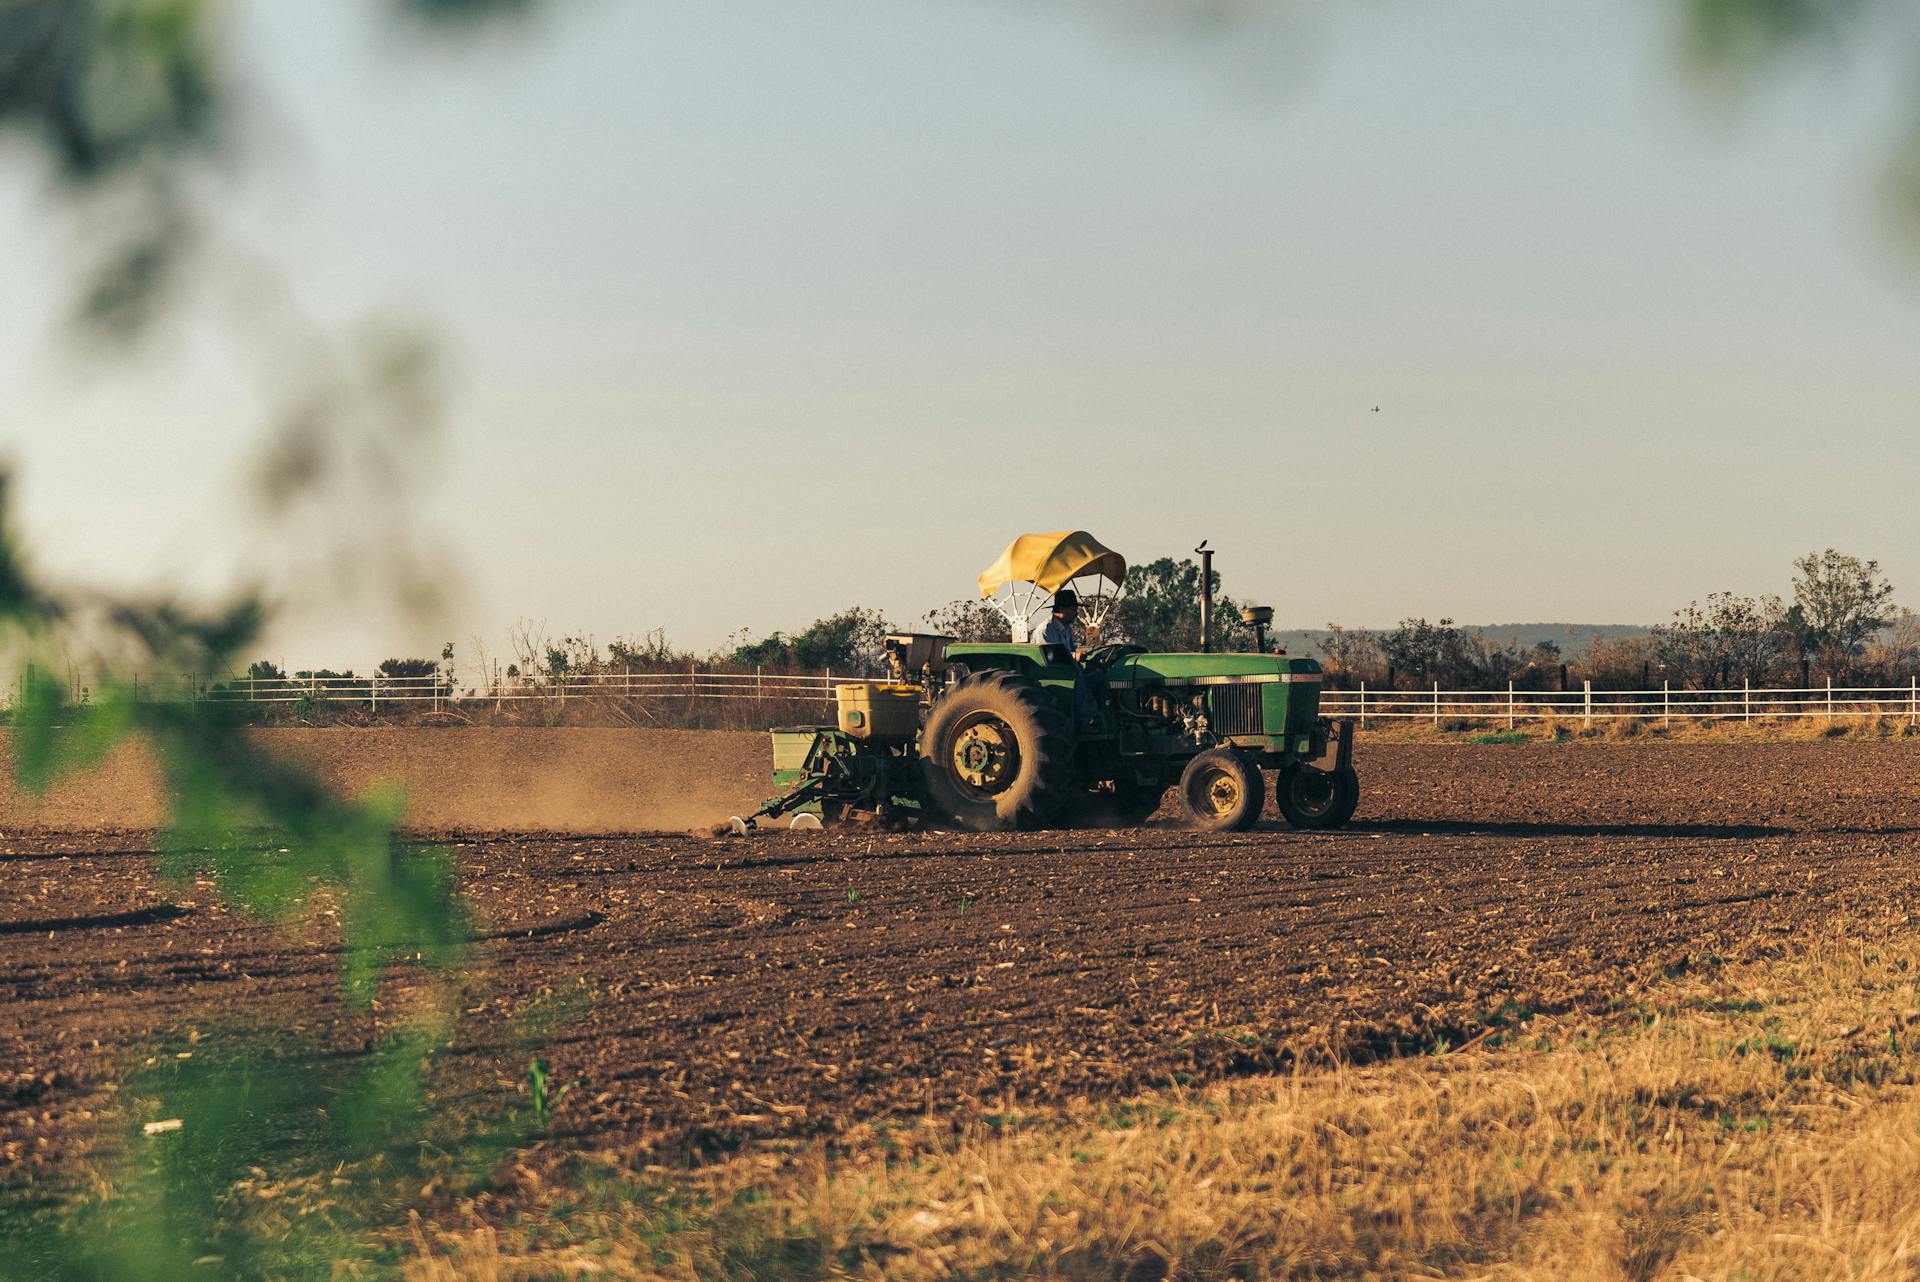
[1655,592,1791,688]
[922,599,1012,643]
[1317,624,1387,686]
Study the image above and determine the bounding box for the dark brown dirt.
[6,740,1920,1175]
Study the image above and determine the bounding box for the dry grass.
[412,928,1920,1281]
[1364,711,1920,744]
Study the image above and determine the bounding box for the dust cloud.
[0,728,773,834]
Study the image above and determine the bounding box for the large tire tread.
[1275,763,1358,830]
[1178,748,1266,832]
[919,669,1074,831]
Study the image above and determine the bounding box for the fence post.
[1507,681,1515,730]
[1911,675,1917,728]
[1583,679,1592,729]
[1826,675,1833,723]
[371,671,379,715]
[1432,681,1439,728]
[1744,679,1751,724]
[1358,681,1367,730]
[1663,679,1670,727]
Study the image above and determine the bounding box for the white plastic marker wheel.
[727,816,750,836]
[790,813,823,831]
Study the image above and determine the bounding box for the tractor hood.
[1103,651,1323,688]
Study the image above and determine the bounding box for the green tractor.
[733,531,1357,834]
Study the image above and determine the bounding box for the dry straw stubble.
[414,931,1920,1281]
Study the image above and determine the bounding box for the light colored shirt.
[1039,615,1076,656]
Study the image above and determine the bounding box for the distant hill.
[1272,623,1652,657]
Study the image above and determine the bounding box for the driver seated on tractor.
[1039,589,1101,727]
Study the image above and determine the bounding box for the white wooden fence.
[1318,679,1920,728]
[17,670,1920,728]
[11,669,853,712]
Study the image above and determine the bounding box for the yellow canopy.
[977,531,1127,598]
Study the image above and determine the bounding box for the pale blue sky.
[4,1,1918,669]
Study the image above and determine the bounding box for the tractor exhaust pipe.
[1195,540,1214,653]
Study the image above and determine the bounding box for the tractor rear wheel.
[1177,748,1265,832]
[919,670,1074,831]
[1275,763,1359,829]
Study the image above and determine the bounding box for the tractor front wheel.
[1275,763,1359,829]
[1177,749,1265,832]
[919,670,1074,831]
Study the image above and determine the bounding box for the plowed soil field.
[7,740,1920,1173]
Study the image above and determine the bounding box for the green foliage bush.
[725,606,893,673]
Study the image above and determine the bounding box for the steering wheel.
[1080,643,1145,672]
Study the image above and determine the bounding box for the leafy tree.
[606,628,691,669]
[1787,548,1897,677]
[922,598,1012,643]
[726,607,893,672]
[726,632,790,669]
[1341,620,1563,689]
[376,657,439,678]
[1460,629,1563,690]
[1654,591,1791,688]
[1379,617,1464,686]
[1108,556,1249,651]
[246,659,285,681]
[542,635,602,676]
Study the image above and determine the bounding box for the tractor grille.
[1208,684,1263,736]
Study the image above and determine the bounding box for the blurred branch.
[0,0,222,180]
[1681,0,1876,75]
[0,0,545,344]
[1677,0,1920,229]
[394,0,539,32]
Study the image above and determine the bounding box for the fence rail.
[10,669,853,711]
[15,670,1920,728]
[1318,679,1920,727]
